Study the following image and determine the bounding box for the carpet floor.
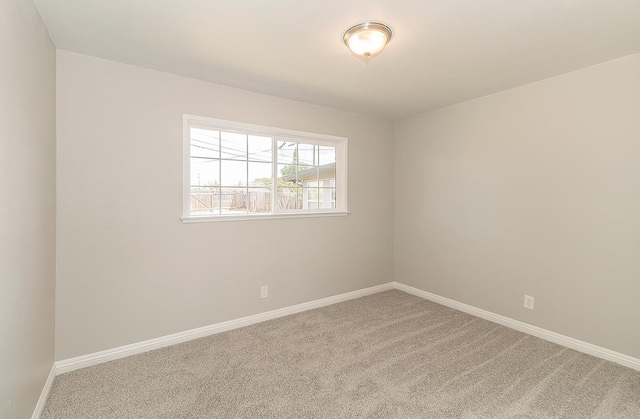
[43,290,640,418]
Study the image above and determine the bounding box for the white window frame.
[182,114,348,223]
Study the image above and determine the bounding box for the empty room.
[2,0,640,418]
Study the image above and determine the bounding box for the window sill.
[181,211,350,223]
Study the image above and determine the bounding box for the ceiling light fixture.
[343,21,393,64]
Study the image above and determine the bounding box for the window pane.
[297,165,318,184]
[247,187,271,213]
[248,162,272,187]
[190,187,220,215]
[248,135,272,163]
[220,131,247,160]
[319,165,335,185]
[190,158,219,187]
[190,128,219,158]
[319,145,336,165]
[319,188,335,209]
[276,187,301,210]
[220,160,247,186]
[303,184,320,210]
[301,185,335,209]
[278,163,299,183]
[277,140,296,164]
[297,143,316,166]
[300,176,336,209]
[330,180,336,208]
[220,187,248,214]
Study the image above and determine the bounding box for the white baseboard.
[55,283,394,374]
[54,281,639,376]
[393,282,640,371]
[31,363,56,419]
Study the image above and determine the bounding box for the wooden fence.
[191,189,300,213]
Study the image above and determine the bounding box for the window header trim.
[184,114,347,146]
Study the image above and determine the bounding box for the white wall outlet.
[260,286,268,299]
[524,295,534,310]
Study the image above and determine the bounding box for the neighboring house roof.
[282,163,335,182]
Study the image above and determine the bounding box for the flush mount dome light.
[343,21,393,63]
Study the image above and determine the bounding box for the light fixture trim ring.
[342,21,394,46]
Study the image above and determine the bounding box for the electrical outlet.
[260,286,268,299]
[524,295,534,310]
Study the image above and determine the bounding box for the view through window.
[184,115,347,219]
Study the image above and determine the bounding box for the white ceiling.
[34,0,640,120]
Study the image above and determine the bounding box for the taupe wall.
[55,51,394,360]
[0,0,56,417]
[394,53,640,358]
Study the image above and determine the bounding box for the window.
[183,115,347,221]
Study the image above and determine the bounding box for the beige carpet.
[43,290,640,418]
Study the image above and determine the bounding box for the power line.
[190,138,336,165]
